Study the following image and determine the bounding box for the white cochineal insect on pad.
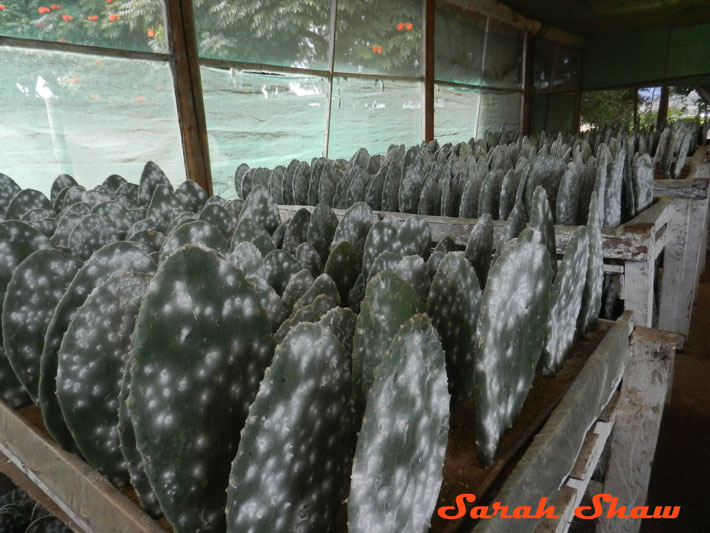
[474,228,553,466]
[127,245,274,533]
[349,314,450,533]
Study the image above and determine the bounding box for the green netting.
[584,24,710,89]
[532,93,576,133]
[484,18,524,90]
[533,37,581,93]
[478,91,521,136]
[434,2,487,85]
[434,84,479,143]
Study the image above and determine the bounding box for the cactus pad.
[397,215,432,258]
[282,208,311,254]
[306,204,338,262]
[474,228,552,465]
[225,323,351,532]
[175,180,208,213]
[263,249,301,295]
[529,186,557,272]
[394,255,431,305]
[291,273,341,315]
[543,226,589,374]
[68,214,120,260]
[362,221,400,276]
[274,293,337,344]
[319,307,357,356]
[578,191,604,333]
[56,271,151,486]
[3,249,81,403]
[427,252,482,405]
[464,214,493,287]
[198,204,237,240]
[349,314,449,533]
[161,220,229,258]
[128,245,273,532]
[138,161,173,205]
[239,186,281,234]
[5,189,52,220]
[0,173,22,214]
[281,269,315,316]
[324,241,359,304]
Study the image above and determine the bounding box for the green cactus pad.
[295,241,323,276]
[52,174,78,201]
[138,161,173,205]
[399,150,424,214]
[474,228,552,465]
[349,314,449,533]
[317,164,338,206]
[225,323,351,533]
[39,242,156,450]
[0,222,53,407]
[282,162,297,205]
[224,199,244,220]
[604,149,625,227]
[346,168,369,206]
[319,307,357,356]
[492,200,527,266]
[578,191,604,333]
[56,271,151,486]
[498,169,520,220]
[161,220,229,258]
[3,249,81,403]
[82,189,114,208]
[114,182,139,208]
[128,229,166,253]
[477,171,503,219]
[231,217,270,249]
[632,153,654,213]
[204,195,227,208]
[365,164,387,210]
[198,204,237,240]
[28,216,57,238]
[362,221,400,276]
[464,214,494,288]
[264,249,301,295]
[282,208,311,254]
[529,186,558,272]
[5,189,52,220]
[331,202,375,258]
[347,273,367,313]
[128,245,273,532]
[251,233,277,256]
[174,180,207,213]
[351,271,421,411]
[67,214,120,261]
[146,186,184,228]
[239,186,281,234]
[324,242,360,304]
[274,293,337,344]
[271,220,288,249]
[439,174,456,217]
[306,204,338,263]
[426,250,445,277]
[50,212,83,249]
[0,174,22,215]
[368,251,405,282]
[54,185,86,213]
[555,162,583,225]
[397,215,432,258]
[226,242,265,279]
[292,161,311,205]
[291,273,341,315]
[418,175,440,215]
[434,235,457,254]
[427,252,482,405]
[394,255,431,305]
[281,269,315,316]
[308,160,325,206]
[90,201,138,238]
[381,163,402,212]
[543,226,590,374]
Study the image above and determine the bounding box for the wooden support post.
[522,32,534,135]
[656,86,670,132]
[574,46,584,132]
[165,0,213,195]
[623,260,655,328]
[423,0,435,142]
[599,327,676,533]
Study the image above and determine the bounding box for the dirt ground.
[641,254,710,532]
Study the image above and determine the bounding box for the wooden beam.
[522,32,534,135]
[423,0,435,142]
[165,0,213,196]
[574,46,585,132]
[0,35,170,62]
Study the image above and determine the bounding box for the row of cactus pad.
[0,163,602,532]
[234,121,700,230]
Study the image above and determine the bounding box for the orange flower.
[147,29,154,38]
[50,4,61,9]
[61,14,72,21]
[87,15,98,21]
[0,5,6,10]
[38,7,50,13]
[108,13,118,21]
[135,95,145,102]
[405,23,413,30]
[107,0,113,3]
[89,94,100,100]
[69,77,80,84]
[372,45,378,53]
[397,23,404,31]
[57,38,67,42]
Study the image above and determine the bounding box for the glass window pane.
[435,1,487,85]
[477,91,521,137]
[328,77,421,159]
[0,46,185,195]
[334,0,422,77]
[434,84,479,144]
[580,89,635,129]
[201,68,328,197]
[193,0,331,70]
[545,93,577,132]
[534,38,581,93]
[0,1,167,54]
[483,19,523,89]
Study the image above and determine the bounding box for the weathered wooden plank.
[473,312,633,533]
[598,326,676,533]
[0,401,164,533]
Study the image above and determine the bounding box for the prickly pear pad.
[474,228,552,465]
[543,226,589,374]
[0,221,52,408]
[324,242,359,305]
[56,272,151,487]
[307,203,338,263]
[138,161,173,206]
[352,272,422,412]
[3,249,81,403]
[349,314,449,533]
[362,221,400,276]
[578,191,604,333]
[319,306,357,356]
[68,214,120,261]
[225,323,352,532]
[330,202,376,263]
[427,252,482,405]
[161,220,229,259]
[39,242,156,450]
[397,215,432,258]
[529,186,557,273]
[464,214,493,288]
[239,186,281,234]
[128,245,274,532]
